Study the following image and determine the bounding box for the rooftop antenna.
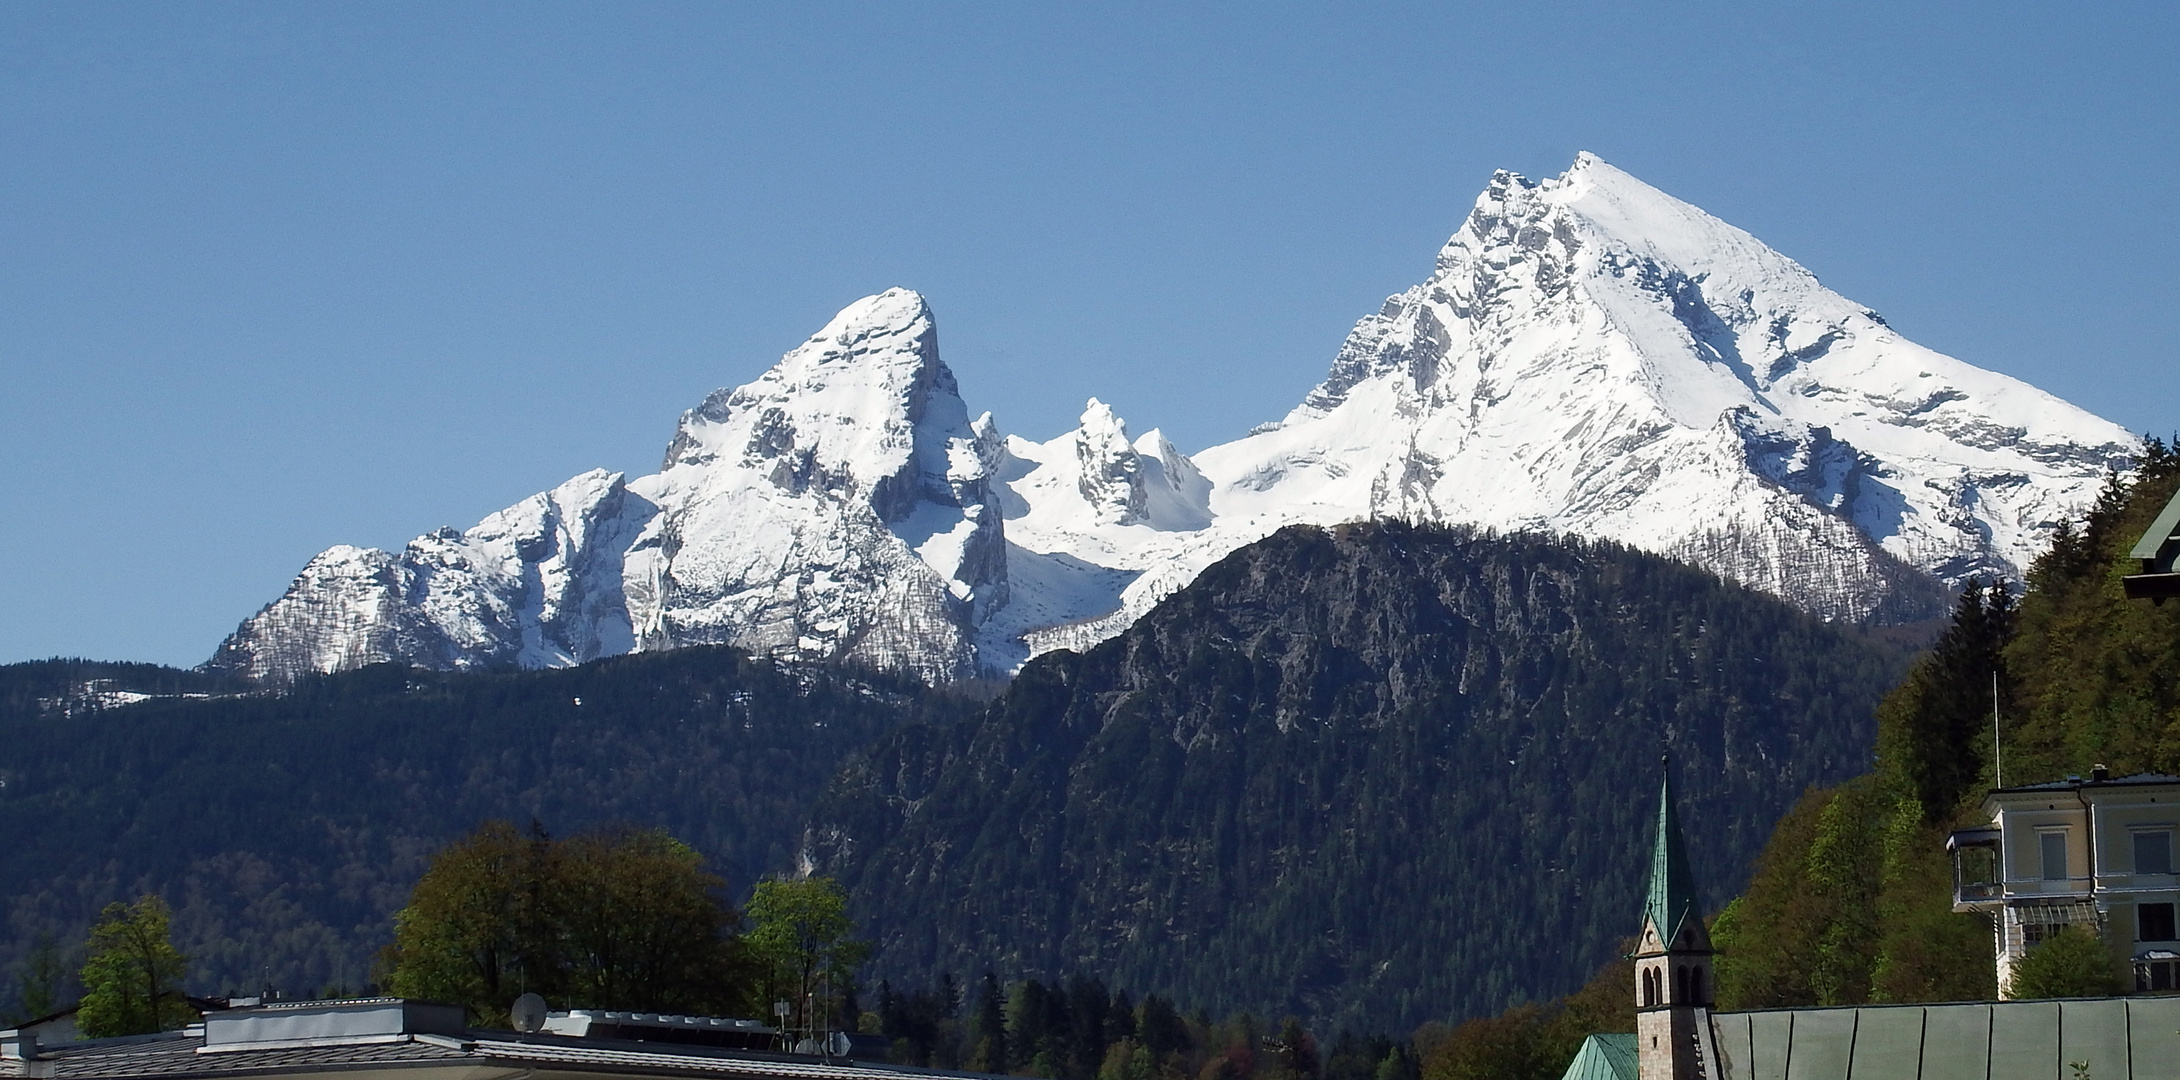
[1992,670,2004,789]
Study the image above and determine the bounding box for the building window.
[2137,831,2174,875]
[2042,831,2070,881]
[2142,903,2178,943]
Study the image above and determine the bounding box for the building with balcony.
[1948,768,2180,995]
[1557,767,2180,1080]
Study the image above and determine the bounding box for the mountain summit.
[213,156,2136,683]
[213,289,1005,684]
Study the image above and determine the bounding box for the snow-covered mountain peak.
[998,400,1213,539]
[1073,398,1145,526]
[213,156,2138,686]
[658,287,978,518]
[1213,153,2133,621]
[217,290,1005,686]
[615,289,1004,680]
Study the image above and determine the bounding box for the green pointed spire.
[1643,769,1701,948]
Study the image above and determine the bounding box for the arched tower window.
[1641,967,1657,1006]
[1693,967,1706,1005]
[1674,965,1689,1002]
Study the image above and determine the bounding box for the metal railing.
[2002,875,2095,898]
[1953,873,2180,906]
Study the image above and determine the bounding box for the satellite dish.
[511,992,548,1034]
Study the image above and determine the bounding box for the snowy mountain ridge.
[210,154,2136,684]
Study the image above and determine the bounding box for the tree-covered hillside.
[1710,438,2180,1010]
[808,523,1915,1033]
[0,647,973,1007]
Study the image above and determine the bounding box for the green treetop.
[381,820,747,1025]
[745,877,869,1038]
[78,895,192,1037]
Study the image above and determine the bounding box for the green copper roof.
[1557,1033,1636,1080]
[2130,485,2180,565]
[1644,771,1701,946]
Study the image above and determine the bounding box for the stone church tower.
[1634,772,1715,1080]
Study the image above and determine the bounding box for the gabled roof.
[2129,486,2180,564]
[1557,1033,1636,1080]
[1644,772,1702,948]
[2125,484,2180,599]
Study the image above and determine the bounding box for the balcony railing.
[2094,872,2180,893]
[1954,874,2180,907]
[2010,875,2095,897]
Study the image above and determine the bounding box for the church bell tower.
[1635,770,1714,1080]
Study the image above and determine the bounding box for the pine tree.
[970,971,1008,1072]
[1136,993,1188,1060]
[1876,580,2016,822]
[10,933,67,1024]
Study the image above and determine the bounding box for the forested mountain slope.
[1707,438,2180,1011]
[806,523,1913,1033]
[0,648,970,1005]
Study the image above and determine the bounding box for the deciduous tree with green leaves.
[1416,955,1633,1080]
[745,877,869,1039]
[382,820,748,1025]
[558,826,749,1014]
[77,896,192,1037]
[2006,926,2125,1000]
[381,820,556,1023]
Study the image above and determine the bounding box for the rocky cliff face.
[804,522,1912,1030]
[212,290,1005,685]
[621,289,1007,683]
[212,156,2136,683]
[208,470,654,684]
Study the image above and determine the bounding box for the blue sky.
[3,2,2175,667]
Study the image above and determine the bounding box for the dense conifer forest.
[810,523,1915,1034]
[0,647,976,1005]
[0,516,1957,1048]
[863,969,1439,1080]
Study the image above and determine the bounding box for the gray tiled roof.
[18,1029,1005,1080]
[15,1031,468,1077]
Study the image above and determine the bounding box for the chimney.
[0,1030,40,1061]
[2092,764,2111,783]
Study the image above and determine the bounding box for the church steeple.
[1634,765,1714,1080]
[1643,772,1702,951]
